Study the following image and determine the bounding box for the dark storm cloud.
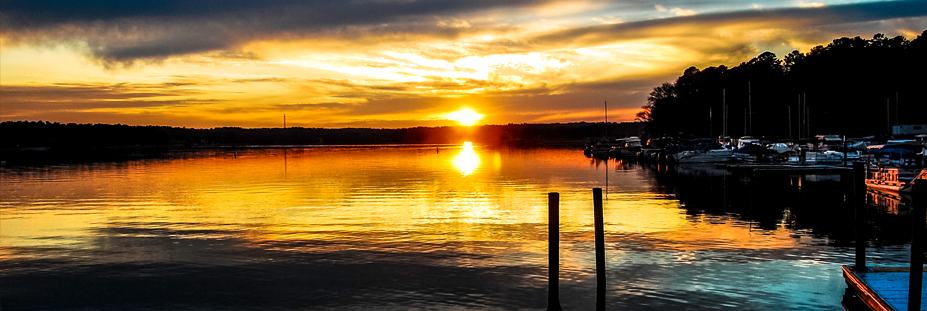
[524,1,927,49]
[3,1,923,64]
[0,0,549,62]
[0,0,545,28]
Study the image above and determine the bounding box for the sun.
[445,109,484,126]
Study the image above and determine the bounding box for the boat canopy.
[878,143,926,155]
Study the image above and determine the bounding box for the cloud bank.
[1,0,925,127]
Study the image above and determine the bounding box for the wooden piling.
[909,180,925,311]
[548,192,562,311]
[853,162,868,271]
[593,188,606,310]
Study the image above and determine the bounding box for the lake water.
[0,145,918,310]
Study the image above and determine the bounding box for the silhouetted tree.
[639,30,927,139]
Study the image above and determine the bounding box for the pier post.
[843,135,848,167]
[593,188,606,311]
[909,180,925,311]
[853,162,868,271]
[548,192,562,311]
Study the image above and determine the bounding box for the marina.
[583,135,927,311]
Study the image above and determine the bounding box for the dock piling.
[853,162,868,271]
[908,180,925,311]
[548,192,562,311]
[593,188,606,311]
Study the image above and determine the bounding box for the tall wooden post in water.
[853,162,868,271]
[843,135,848,166]
[548,192,562,311]
[908,179,925,311]
[593,188,606,310]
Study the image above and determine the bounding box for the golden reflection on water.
[0,147,801,265]
[452,142,480,176]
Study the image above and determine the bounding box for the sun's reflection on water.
[0,147,811,260]
[452,142,481,176]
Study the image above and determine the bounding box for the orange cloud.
[1,1,924,128]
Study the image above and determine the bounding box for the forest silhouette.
[636,30,927,139]
[0,121,644,163]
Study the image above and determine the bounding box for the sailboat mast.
[722,88,727,137]
[887,98,891,134]
[797,94,801,139]
[748,81,752,136]
[604,101,608,139]
[802,93,807,139]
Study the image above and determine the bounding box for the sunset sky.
[2,0,925,128]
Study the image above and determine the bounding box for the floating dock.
[719,163,851,174]
[842,265,926,311]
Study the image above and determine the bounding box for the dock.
[843,166,926,311]
[843,266,927,311]
[718,163,851,174]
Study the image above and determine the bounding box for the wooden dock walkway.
[843,265,927,311]
[719,163,851,174]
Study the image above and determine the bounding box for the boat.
[639,138,673,162]
[783,135,861,165]
[732,144,780,163]
[583,100,621,158]
[802,150,860,165]
[676,148,733,163]
[674,139,733,163]
[865,167,924,194]
[735,136,760,149]
[584,140,615,158]
[870,143,927,167]
[814,134,844,150]
[610,136,642,158]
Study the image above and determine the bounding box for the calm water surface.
[0,145,917,310]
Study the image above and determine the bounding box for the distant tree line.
[637,31,927,139]
[1,120,645,149]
